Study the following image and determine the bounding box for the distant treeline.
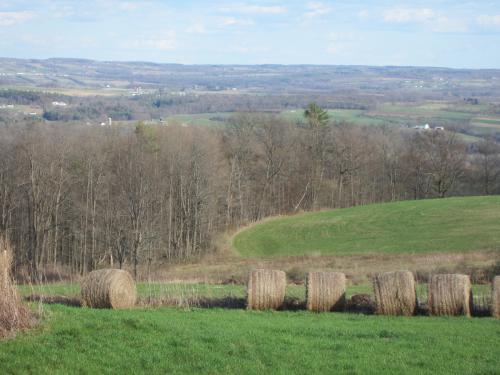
[0,89,375,125]
[0,113,499,279]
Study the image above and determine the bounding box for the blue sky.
[0,0,499,68]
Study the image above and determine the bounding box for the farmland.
[0,304,499,375]
[233,196,500,257]
[2,4,500,374]
[2,58,500,142]
[1,197,499,375]
[1,60,500,375]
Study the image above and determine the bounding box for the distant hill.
[232,196,500,257]
[1,57,500,98]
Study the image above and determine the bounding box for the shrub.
[0,236,34,338]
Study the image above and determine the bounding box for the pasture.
[1,304,499,375]
[2,197,499,374]
[233,196,500,257]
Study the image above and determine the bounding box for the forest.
[1,106,499,280]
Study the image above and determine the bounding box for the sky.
[0,0,499,68]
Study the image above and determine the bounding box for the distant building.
[414,124,430,130]
[413,124,444,131]
[464,97,479,105]
[131,87,143,96]
[52,101,67,106]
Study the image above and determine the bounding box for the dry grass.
[81,269,137,309]
[428,274,472,317]
[144,250,499,285]
[306,272,346,312]
[492,276,500,318]
[247,269,286,310]
[373,271,417,316]
[0,236,34,338]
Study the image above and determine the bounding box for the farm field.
[0,304,498,374]
[281,109,388,126]
[280,101,499,131]
[157,101,499,142]
[233,196,500,257]
[165,112,231,127]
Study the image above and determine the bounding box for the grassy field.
[281,109,389,126]
[0,304,498,374]
[166,112,231,127]
[5,194,499,375]
[158,101,495,129]
[233,196,500,257]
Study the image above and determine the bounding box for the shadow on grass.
[25,294,82,307]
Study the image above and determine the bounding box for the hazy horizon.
[2,55,500,71]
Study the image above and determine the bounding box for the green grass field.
[4,196,500,374]
[233,196,500,257]
[1,305,499,374]
[155,102,499,144]
[166,112,231,127]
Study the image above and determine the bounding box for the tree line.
[0,105,499,279]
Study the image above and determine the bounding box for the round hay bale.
[492,276,500,319]
[373,270,416,316]
[247,269,286,310]
[306,272,346,312]
[81,269,136,309]
[428,274,472,317]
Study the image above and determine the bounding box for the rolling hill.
[232,196,500,257]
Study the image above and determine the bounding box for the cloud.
[119,2,140,11]
[218,17,254,27]
[143,31,176,51]
[327,32,359,56]
[186,23,207,34]
[231,45,270,54]
[383,8,435,23]
[477,15,500,26]
[304,2,331,20]
[382,7,468,32]
[220,4,287,14]
[0,11,35,26]
[432,16,468,33]
[357,10,370,20]
[19,34,96,48]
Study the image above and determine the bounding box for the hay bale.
[492,276,500,319]
[247,269,286,310]
[81,269,136,309]
[373,271,416,316]
[306,272,346,312]
[428,274,472,317]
